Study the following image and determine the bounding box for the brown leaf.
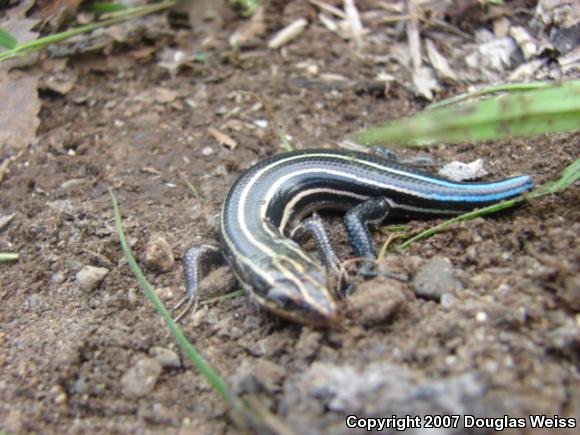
[6,0,36,19]
[0,73,41,150]
[30,0,83,29]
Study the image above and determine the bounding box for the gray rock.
[149,346,181,369]
[121,358,163,398]
[348,280,406,326]
[412,257,463,301]
[76,266,109,293]
[230,358,286,395]
[50,271,66,283]
[281,361,500,435]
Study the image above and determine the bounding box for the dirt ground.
[1,1,579,434]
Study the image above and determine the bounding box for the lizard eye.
[267,286,295,310]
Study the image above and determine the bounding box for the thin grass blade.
[527,158,580,199]
[396,158,579,249]
[84,2,130,13]
[0,253,19,261]
[110,189,297,433]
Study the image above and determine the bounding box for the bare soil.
[1,3,578,434]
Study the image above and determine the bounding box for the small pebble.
[143,237,174,273]
[440,293,456,309]
[230,358,286,395]
[149,346,181,369]
[295,329,322,360]
[201,146,214,156]
[50,272,66,283]
[28,294,42,311]
[412,257,463,301]
[50,384,67,405]
[121,358,163,398]
[76,266,109,293]
[127,287,138,305]
[348,281,406,327]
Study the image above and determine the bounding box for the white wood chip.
[308,0,346,19]
[412,66,439,100]
[426,39,457,82]
[318,13,338,32]
[406,0,422,70]
[343,0,364,46]
[268,18,308,50]
[439,159,488,182]
[509,26,539,60]
[320,73,349,82]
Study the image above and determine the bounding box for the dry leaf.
[426,39,457,82]
[31,0,83,29]
[0,73,41,150]
[510,26,538,60]
[6,0,36,19]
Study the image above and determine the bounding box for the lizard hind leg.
[174,244,225,321]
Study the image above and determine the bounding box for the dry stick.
[406,0,422,70]
[344,0,364,46]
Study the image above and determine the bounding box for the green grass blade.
[0,253,19,261]
[396,158,580,249]
[395,200,518,249]
[84,2,130,13]
[110,189,231,397]
[0,27,18,49]
[185,181,200,197]
[527,158,580,198]
[109,189,264,428]
[0,1,175,61]
[351,81,580,147]
[231,0,261,17]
